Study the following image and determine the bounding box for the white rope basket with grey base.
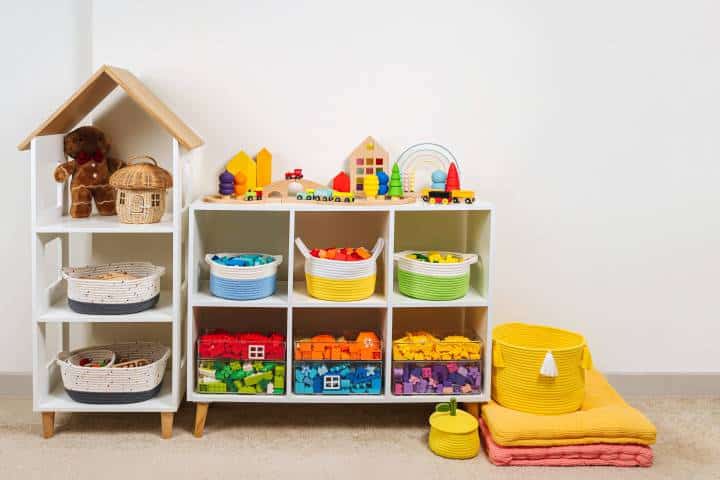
[62,262,165,314]
[56,342,170,403]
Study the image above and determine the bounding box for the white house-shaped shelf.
[19,64,203,231]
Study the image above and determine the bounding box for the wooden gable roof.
[18,65,203,151]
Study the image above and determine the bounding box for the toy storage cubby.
[22,65,203,438]
[192,308,287,396]
[187,201,494,437]
[293,308,385,395]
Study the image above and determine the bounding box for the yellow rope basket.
[295,237,384,302]
[305,274,376,302]
[492,323,592,415]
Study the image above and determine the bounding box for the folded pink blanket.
[480,420,653,467]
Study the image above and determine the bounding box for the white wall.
[3,1,718,374]
[0,0,91,373]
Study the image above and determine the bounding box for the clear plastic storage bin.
[294,361,382,395]
[392,333,483,396]
[196,330,286,395]
[293,332,383,395]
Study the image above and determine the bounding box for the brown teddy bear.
[54,126,125,218]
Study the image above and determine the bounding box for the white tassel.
[540,351,559,377]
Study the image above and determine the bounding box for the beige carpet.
[0,396,718,480]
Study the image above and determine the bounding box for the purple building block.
[417,379,428,393]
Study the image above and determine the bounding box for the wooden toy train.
[420,188,476,205]
[420,162,476,205]
[296,188,355,203]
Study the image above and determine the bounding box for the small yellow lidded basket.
[428,398,480,459]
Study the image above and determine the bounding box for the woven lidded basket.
[109,155,172,224]
[62,262,165,314]
[56,342,169,404]
[394,251,479,301]
[295,238,384,301]
[492,323,593,415]
[205,253,283,301]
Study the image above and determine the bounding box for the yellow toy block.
[363,174,379,198]
[226,150,256,191]
[256,148,272,188]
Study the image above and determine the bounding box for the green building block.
[236,385,256,394]
[199,381,227,393]
[244,371,264,386]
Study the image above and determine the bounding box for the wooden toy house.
[347,136,389,194]
[18,65,203,438]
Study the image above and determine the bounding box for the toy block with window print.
[346,136,389,194]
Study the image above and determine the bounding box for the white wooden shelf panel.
[193,281,289,308]
[38,377,175,412]
[292,282,387,308]
[391,284,488,308]
[187,392,486,403]
[34,214,175,234]
[385,393,488,403]
[38,291,173,323]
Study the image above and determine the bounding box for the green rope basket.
[398,269,470,300]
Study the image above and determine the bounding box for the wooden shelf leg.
[41,412,55,439]
[160,412,174,439]
[193,403,209,438]
[463,402,480,419]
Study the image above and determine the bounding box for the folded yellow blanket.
[482,369,657,447]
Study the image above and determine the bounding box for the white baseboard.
[1,372,718,397]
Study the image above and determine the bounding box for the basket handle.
[152,265,166,278]
[492,344,505,368]
[581,345,593,370]
[294,238,311,259]
[272,254,284,265]
[369,238,385,260]
[393,250,412,262]
[126,154,158,166]
[463,253,479,265]
[56,351,71,366]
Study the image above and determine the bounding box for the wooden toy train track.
[204,178,418,205]
[203,193,418,206]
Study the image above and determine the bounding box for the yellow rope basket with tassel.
[492,323,593,415]
[428,398,480,459]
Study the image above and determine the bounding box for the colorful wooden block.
[256,148,272,188]
[226,150,256,191]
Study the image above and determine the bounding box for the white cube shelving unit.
[187,200,494,436]
[20,65,203,438]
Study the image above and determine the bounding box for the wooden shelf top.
[19,65,203,151]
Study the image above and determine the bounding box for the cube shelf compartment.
[294,362,383,395]
[187,201,494,436]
